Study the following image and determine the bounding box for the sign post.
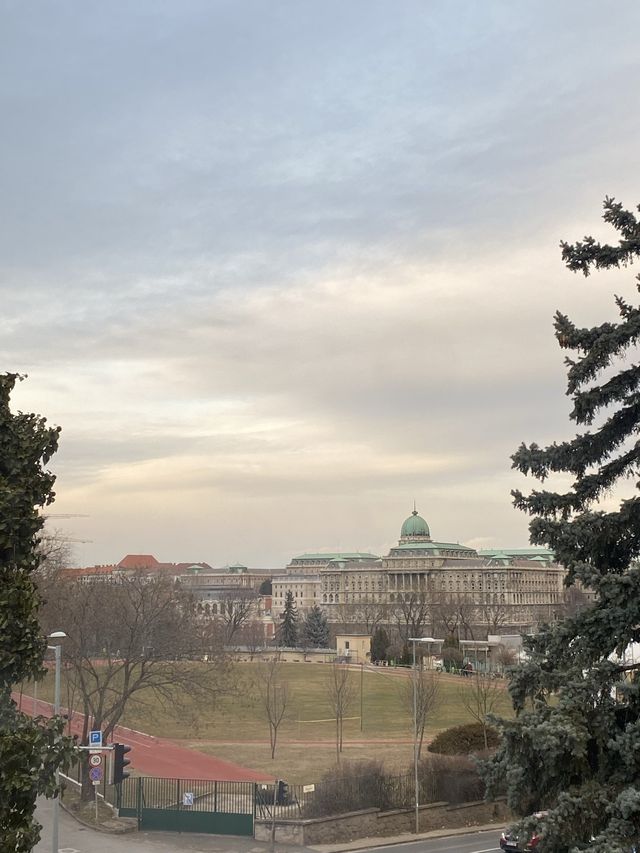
[89,765,103,822]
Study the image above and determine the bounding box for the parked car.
[499,812,548,852]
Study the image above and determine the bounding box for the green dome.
[401,510,430,538]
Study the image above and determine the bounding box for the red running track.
[12,693,273,783]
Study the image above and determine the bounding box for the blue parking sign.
[89,730,102,747]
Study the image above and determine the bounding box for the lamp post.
[409,636,437,834]
[47,631,66,853]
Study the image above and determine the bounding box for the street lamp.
[47,631,66,853]
[409,636,437,834]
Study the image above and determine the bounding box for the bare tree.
[40,572,232,799]
[433,592,460,640]
[335,598,390,634]
[237,620,265,660]
[257,657,289,759]
[394,591,433,645]
[458,671,503,749]
[217,588,259,643]
[494,644,517,674]
[326,663,356,762]
[479,595,511,634]
[432,592,477,640]
[401,668,440,759]
[36,527,75,577]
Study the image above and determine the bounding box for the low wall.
[255,798,510,845]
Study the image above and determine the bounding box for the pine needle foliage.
[482,200,640,853]
[280,590,298,648]
[301,604,329,648]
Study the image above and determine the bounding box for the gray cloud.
[4,1,640,565]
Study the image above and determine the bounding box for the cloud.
[4,1,640,565]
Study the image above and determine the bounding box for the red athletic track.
[12,693,273,782]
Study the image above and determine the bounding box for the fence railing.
[255,771,415,820]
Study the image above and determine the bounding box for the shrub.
[418,753,485,804]
[428,723,500,755]
[302,761,411,818]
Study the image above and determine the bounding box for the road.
[353,830,500,853]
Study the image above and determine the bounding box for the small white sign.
[183,792,194,807]
[89,730,102,747]
[89,754,102,767]
[302,784,315,793]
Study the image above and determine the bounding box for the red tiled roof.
[117,554,160,569]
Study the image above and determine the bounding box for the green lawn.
[21,662,513,783]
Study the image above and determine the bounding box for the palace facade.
[279,508,565,636]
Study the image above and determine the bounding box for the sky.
[3,1,640,568]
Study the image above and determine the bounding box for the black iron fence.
[255,771,415,820]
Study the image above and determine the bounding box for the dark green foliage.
[442,646,463,669]
[0,374,76,851]
[428,722,500,755]
[258,578,272,595]
[301,605,329,648]
[370,626,390,662]
[482,200,640,852]
[280,590,298,647]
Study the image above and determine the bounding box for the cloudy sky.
[3,1,640,568]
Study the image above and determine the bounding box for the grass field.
[22,662,513,784]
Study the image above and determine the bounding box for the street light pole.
[412,638,419,834]
[47,631,66,853]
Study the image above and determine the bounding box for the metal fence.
[116,776,256,835]
[255,771,415,820]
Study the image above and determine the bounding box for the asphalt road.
[355,831,500,853]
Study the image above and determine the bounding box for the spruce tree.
[371,626,390,662]
[483,199,640,852]
[280,590,298,648]
[301,605,330,648]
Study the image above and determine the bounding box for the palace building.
[305,508,565,636]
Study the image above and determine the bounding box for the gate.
[117,776,255,836]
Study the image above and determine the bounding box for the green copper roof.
[400,510,430,538]
[478,548,555,559]
[291,552,380,561]
[390,541,476,554]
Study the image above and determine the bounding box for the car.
[499,811,548,852]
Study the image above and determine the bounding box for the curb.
[308,822,505,852]
[60,799,137,835]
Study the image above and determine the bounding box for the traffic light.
[277,780,289,805]
[113,743,132,784]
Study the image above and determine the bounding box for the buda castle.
[272,507,565,636]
